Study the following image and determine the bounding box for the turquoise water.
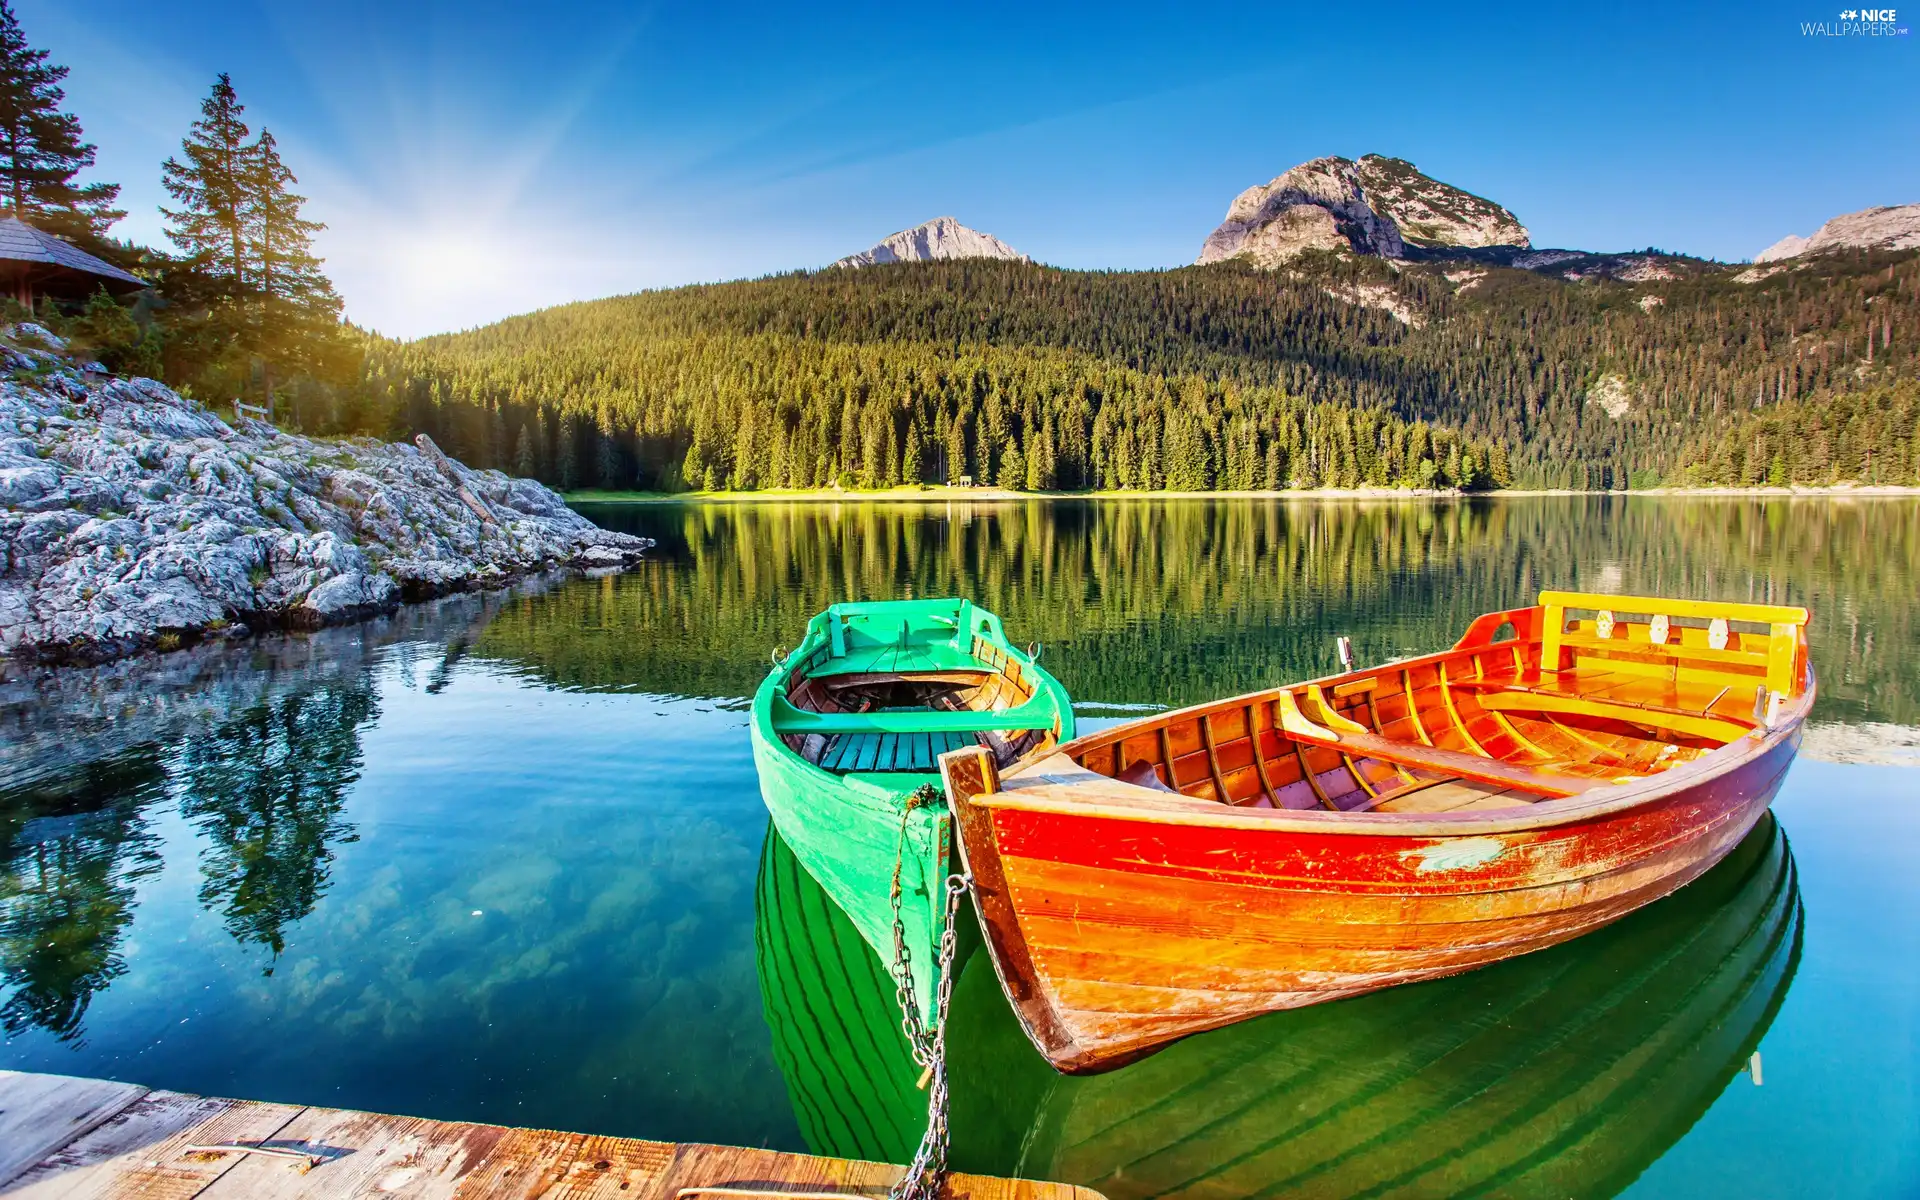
[2,497,1916,1196]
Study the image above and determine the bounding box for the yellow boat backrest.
[1536,590,1810,696]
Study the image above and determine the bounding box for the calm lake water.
[2,496,1916,1197]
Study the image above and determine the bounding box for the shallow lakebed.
[2,496,1916,1197]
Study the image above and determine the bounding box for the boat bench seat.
[1283,688,1606,799]
[1451,679,1754,742]
[819,730,982,774]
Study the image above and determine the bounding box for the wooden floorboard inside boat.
[0,1070,1105,1199]
[1367,778,1535,813]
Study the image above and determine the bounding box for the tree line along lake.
[1,494,1915,1198]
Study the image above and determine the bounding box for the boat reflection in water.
[755,813,1802,1199]
[754,825,944,1166]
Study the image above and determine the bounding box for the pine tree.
[162,75,253,290]
[1001,439,1025,490]
[595,426,621,487]
[901,421,924,486]
[529,410,549,479]
[944,413,968,483]
[513,423,536,477]
[1488,442,1513,489]
[556,415,580,491]
[243,129,337,319]
[0,0,121,243]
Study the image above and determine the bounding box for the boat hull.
[750,717,951,1019]
[958,813,1802,1199]
[950,716,1803,1074]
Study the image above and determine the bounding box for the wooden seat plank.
[908,732,934,771]
[1473,691,1749,742]
[1277,692,1603,799]
[769,694,1057,737]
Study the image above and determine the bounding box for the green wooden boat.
[751,806,1801,1198]
[750,598,1073,1020]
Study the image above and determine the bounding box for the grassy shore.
[566,483,1920,504]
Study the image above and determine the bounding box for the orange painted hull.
[941,592,1815,1073]
[959,732,1799,1073]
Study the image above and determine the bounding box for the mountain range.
[835,156,1913,278]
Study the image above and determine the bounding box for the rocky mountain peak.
[1755,203,1920,262]
[833,216,1029,268]
[1197,155,1529,268]
[1352,155,1530,250]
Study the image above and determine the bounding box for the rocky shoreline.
[0,324,651,665]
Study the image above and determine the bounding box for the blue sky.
[24,0,1916,338]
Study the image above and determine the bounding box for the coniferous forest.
[1,0,1914,493]
[342,250,1919,492]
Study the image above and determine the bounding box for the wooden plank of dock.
[0,1071,1104,1200]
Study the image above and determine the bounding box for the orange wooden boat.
[938,589,1814,1074]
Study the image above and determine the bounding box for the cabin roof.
[0,216,145,291]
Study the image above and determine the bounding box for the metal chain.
[886,785,970,1200]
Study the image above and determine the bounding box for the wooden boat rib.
[939,589,1813,1073]
[751,598,1073,1019]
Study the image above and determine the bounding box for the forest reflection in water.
[0,596,471,1043]
[0,496,1913,1195]
[557,495,1920,723]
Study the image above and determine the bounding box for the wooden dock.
[0,1070,1103,1200]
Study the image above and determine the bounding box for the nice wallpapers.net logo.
[1802,7,1911,34]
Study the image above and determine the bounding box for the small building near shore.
[0,216,145,306]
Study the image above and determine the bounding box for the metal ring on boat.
[769,645,785,667]
[1028,641,1042,662]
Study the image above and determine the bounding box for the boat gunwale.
[749,598,1074,795]
[983,616,1815,840]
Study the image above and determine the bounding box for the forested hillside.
[310,246,1919,492]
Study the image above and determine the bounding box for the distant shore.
[565,483,1920,504]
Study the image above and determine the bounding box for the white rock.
[1198,154,1528,268]
[1351,155,1529,249]
[1755,203,1920,262]
[0,464,61,505]
[1199,158,1405,266]
[0,324,652,663]
[302,570,399,619]
[834,216,1029,268]
[1586,374,1634,419]
[1755,234,1811,263]
[1321,282,1427,328]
